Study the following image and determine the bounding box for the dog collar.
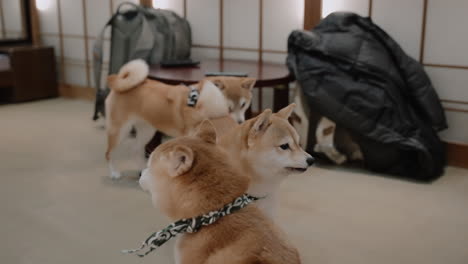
[122,194,261,257]
[186,85,199,107]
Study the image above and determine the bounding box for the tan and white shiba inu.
[105,59,255,179]
[215,104,314,218]
[139,121,301,264]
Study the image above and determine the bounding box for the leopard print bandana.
[122,194,261,257]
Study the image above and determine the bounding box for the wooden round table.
[149,59,293,86]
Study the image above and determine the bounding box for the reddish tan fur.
[139,121,301,264]
[104,61,254,179]
[105,77,254,161]
[106,79,194,139]
[209,115,238,136]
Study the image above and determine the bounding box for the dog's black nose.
[306,157,315,166]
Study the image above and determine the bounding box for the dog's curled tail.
[107,59,149,93]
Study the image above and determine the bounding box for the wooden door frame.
[304,0,321,29]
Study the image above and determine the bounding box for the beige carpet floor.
[1,98,468,264]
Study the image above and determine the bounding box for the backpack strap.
[93,22,109,91]
[92,2,143,91]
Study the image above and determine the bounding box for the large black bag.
[93,2,192,120]
[287,12,447,181]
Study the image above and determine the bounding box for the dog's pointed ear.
[248,109,272,147]
[194,120,217,144]
[168,145,194,177]
[276,103,296,119]
[211,79,225,90]
[241,78,256,91]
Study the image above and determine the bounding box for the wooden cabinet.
[0,46,57,103]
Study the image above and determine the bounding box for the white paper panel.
[425,67,468,103]
[64,64,88,87]
[439,110,468,143]
[2,0,23,34]
[424,0,468,66]
[152,0,184,16]
[5,32,22,39]
[262,53,287,64]
[38,0,59,34]
[63,38,86,61]
[251,87,274,113]
[223,50,258,61]
[191,47,219,60]
[251,88,260,112]
[187,0,219,46]
[112,0,139,12]
[86,0,111,38]
[262,88,274,110]
[263,0,303,51]
[42,35,61,57]
[223,0,259,49]
[60,0,84,35]
[322,0,369,18]
[371,0,423,60]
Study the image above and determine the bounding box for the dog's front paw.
[110,170,122,180]
[350,149,364,161]
[330,152,347,165]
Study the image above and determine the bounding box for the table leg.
[246,106,252,119]
[145,131,163,158]
[258,87,263,111]
[273,84,289,112]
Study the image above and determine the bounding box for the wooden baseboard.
[59,83,95,101]
[446,142,468,169]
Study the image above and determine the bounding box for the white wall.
[322,0,369,18]
[321,0,468,144]
[1,0,24,39]
[423,0,468,143]
[371,0,423,60]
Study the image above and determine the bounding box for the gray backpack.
[93,2,192,120]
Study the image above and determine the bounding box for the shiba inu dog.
[139,120,301,264]
[217,104,315,218]
[104,59,255,179]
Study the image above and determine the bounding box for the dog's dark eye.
[280,143,289,150]
[241,102,246,108]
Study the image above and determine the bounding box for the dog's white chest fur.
[248,182,280,219]
[174,235,185,264]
